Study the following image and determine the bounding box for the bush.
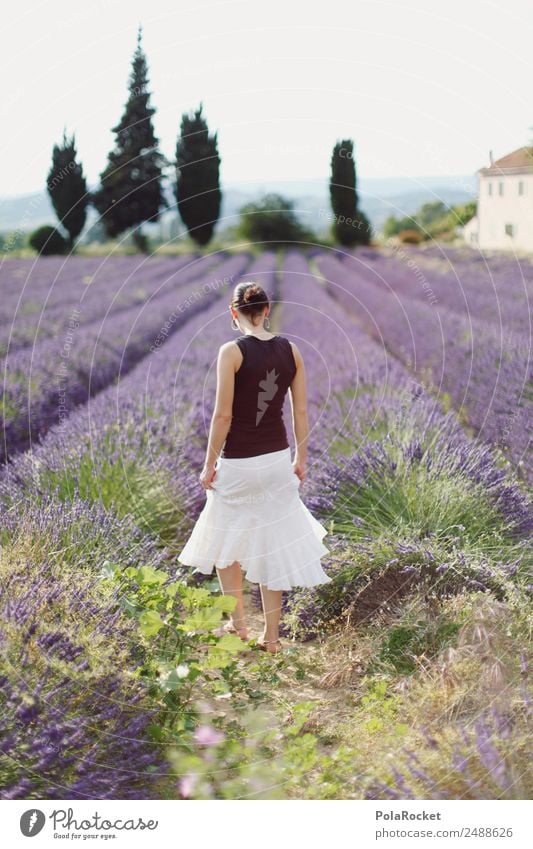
[28,225,68,256]
[237,193,315,246]
[397,228,423,244]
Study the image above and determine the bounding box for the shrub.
[0,537,166,798]
[397,228,423,244]
[237,193,315,246]
[28,225,68,256]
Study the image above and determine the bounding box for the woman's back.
[222,334,297,458]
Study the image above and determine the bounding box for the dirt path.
[236,584,363,742]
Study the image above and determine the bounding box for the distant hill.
[0,174,477,241]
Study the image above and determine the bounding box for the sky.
[2,0,533,196]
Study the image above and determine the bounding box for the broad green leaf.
[139,609,165,636]
[203,653,233,670]
[120,596,140,617]
[181,586,212,606]
[158,667,182,692]
[212,595,238,612]
[212,633,247,653]
[180,608,223,631]
[137,565,168,586]
[164,582,180,599]
[100,560,118,579]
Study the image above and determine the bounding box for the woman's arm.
[288,342,308,482]
[200,343,238,488]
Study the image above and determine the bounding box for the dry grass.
[233,583,532,798]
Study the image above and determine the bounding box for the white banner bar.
[1,799,530,848]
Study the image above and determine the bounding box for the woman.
[177,281,332,653]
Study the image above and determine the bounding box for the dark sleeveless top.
[222,334,297,458]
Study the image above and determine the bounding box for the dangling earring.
[264,315,271,330]
[231,315,240,331]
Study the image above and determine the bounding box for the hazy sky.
[2,0,533,196]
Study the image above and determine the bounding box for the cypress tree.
[175,104,221,246]
[47,130,88,249]
[329,139,371,247]
[93,26,166,249]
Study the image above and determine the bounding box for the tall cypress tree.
[93,27,166,249]
[175,104,221,246]
[329,139,371,247]
[47,130,88,249]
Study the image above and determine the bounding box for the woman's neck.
[241,328,275,339]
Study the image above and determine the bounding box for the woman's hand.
[292,458,306,484]
[200,463,217,490]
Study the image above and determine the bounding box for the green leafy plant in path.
[98,559,365,800]
[168,699,365,800]
[99,562,257,738]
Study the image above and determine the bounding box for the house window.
[498,181,504,196]
[518,181,524,195]
[488,182,492,196]
[505,223,514,237]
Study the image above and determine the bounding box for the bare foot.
[215,619,249,641]
[257,637,283,654]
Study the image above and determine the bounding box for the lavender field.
[0,247,531,800]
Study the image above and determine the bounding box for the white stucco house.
[461,146,533,252]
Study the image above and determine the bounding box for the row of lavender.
[0,252,249,463]
[314,252,531,483]
[402,242,533,282]
[0,253,279,799]
[0,502,170,799]
[0,254,213,354]
[279,251,530,542]
[0,254,216,319]
[348,244,532,336]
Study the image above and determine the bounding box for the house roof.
[478,146,533,176]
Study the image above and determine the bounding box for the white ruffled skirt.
[177,447,332,590]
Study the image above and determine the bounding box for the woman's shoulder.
[218,340,244,361]
[286,339,301,368]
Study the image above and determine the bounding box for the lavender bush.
[0,254,205,355]
[264,251,531,638]
[315,251,531,482]
[0,497,170,799]
[1,252,250,462]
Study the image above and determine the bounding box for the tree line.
[382,200,476,243]
[32,27,369,254]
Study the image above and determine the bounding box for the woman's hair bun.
[229,280,270,321]
[243,284,265,303]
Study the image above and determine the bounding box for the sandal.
[256,638,284,654]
